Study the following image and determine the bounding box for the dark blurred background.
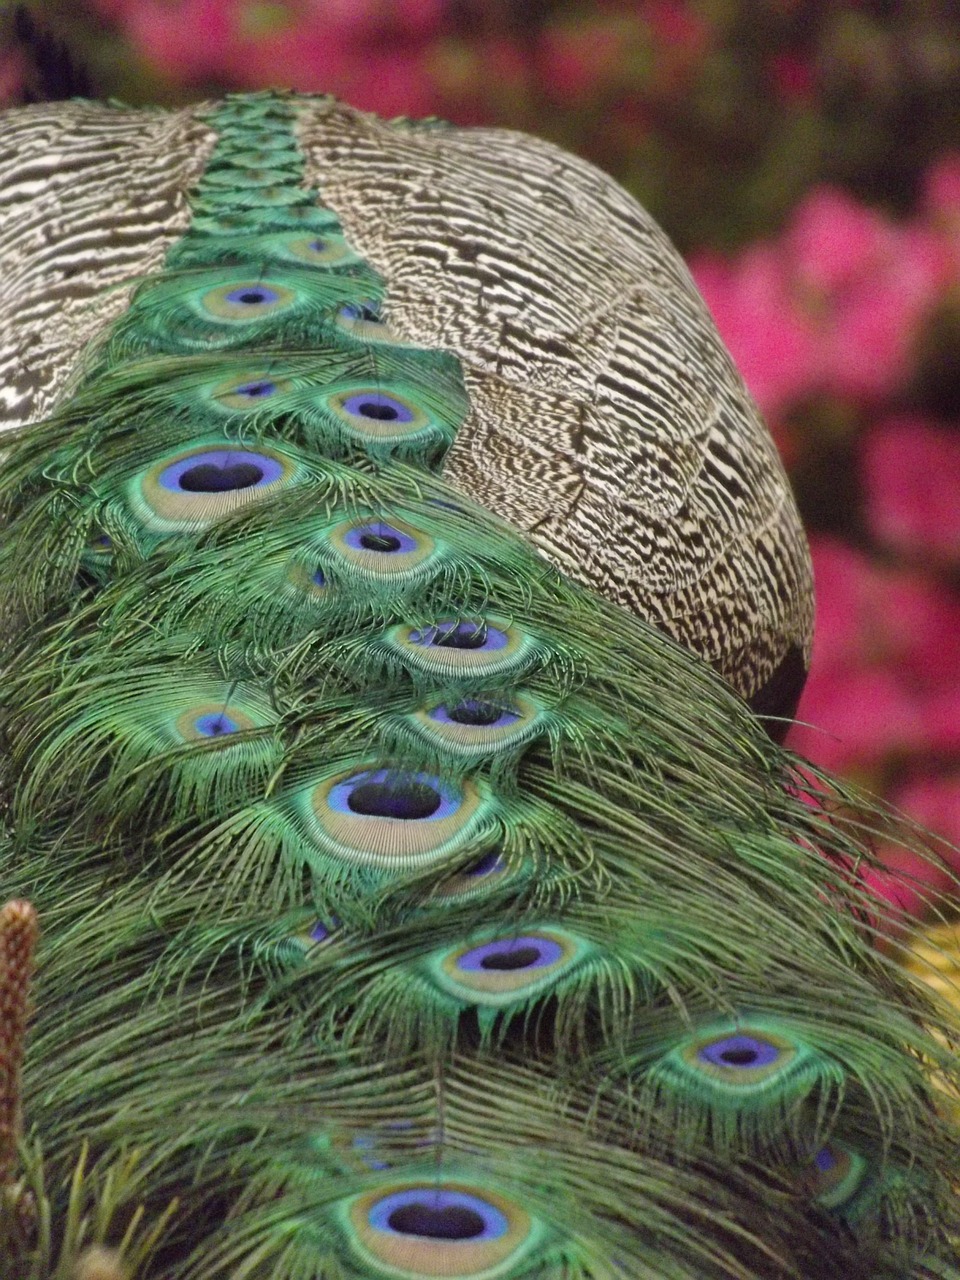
[2,0,959,901]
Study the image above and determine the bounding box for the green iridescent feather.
[0,90,958,1280]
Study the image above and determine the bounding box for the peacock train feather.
[0,90,958,1280]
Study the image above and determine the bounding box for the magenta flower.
[789,538,960,772]
[924,151,960,274]
[788,187,891,298]
[894,774,960,858]
[691,245,819,421]
[93,0,445,117]
[693,181,954,417]
[0,52,23,108]
[862,416,960,568]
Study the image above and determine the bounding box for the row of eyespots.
[197,106,590,1058]
[193,109,553,857]
[133,108,545,868]
[189,101,878,1256]
[66,97,558,1279]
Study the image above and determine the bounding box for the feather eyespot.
[695,1034,786,1073]
[410,694,544,757]
[330,390,422,439]
[326,517,438,583]
[387,618,535,678]
[209,369,296,412]
[302,767,492,869]
[174,702,259,743]
[430,852,513,902]
[643,1016,845,1147]
[198,279,296,322]
[427,928,587,1006]
[369,1188,507,1241]
[805,1141,868,1212]
[344,1181,539,1279]
[335,301,403,344]
[286,558,331,599]
[324,382,457,456]
[280,233,356,266]
[191,712,240,737]
[133,443,302,531]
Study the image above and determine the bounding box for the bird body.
[0,91,956,1280]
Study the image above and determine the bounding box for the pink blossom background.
[3,0,960,919]
[690,166,960,918]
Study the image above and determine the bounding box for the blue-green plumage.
[0,89,957,1280]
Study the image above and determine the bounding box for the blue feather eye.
[343,524,418,555]
[329,388,426,442]
[132,442,302,532]
[387,618,535,678]
[643,1017,845,1152]
[172,700,262,744]
[233,380,278,400]
[425,927,588,1007]
[159,449,284,493]
[416,621,505,650]
[430,852,514,902]
[288,916,340,956]
[430,701,520,728]
[212,372,294,410]
[302,767,493,870]
[191,712,241,738]
[410,694,544,757]
[278,233,358,267]
[340,392,413,424]
[324,382,458,455]
[806,1141,868,1213]
[327,772,460,822]
[695,1034,784,1074]
[367,1188,508,1240]
[344,1180,538,1278]
[679,1026,801,1088]
[335,301,401,344]
[263,913,342,969]
[325,517,438,583]
[286,558,331,599]
[199,280,297,321]
[455,936,565,972]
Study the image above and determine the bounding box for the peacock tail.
[0,90,957,1279]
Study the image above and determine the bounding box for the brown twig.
[0,899,38,1189]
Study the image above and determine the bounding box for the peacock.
[0,88,958,1280]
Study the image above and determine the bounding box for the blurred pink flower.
[789,538,960,772]
[862,416,960,567]
[788,187,890,297]
[646,0,709,88]
[96,0,444,116]
[646,1,709,57]
[924,152,960,221]
[894,774,960,855]
[691,245,820,419]
[824,222,950,401]
[792,665,922,774]
[0,52,23,108]
[693,180,955,416]
[859,849,955,923]
[106,0,242,81]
